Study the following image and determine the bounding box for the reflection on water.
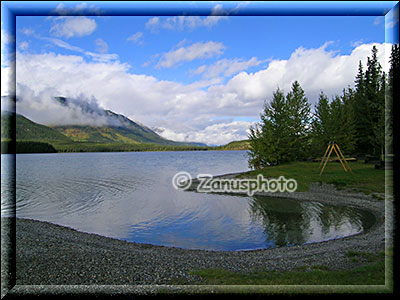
[1,151,375,251]
[248,196,375,248]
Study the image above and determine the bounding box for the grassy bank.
[238,160,388,195]
[181,161,390,288]
[185,249,389,286]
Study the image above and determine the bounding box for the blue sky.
[14,15,386,84]
[1,1,399,145]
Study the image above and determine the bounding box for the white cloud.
[7,42,390,145]
[156,41,226,68]
[374,16,384,26]
[85,51,119,63]
[44,37,84,52]
[1,29,16,68]
[95,38,108,53]
[1,29,15,44]
[350,39,366,48]
[220,42,390,104]
[127,32,144,45]
[385,6,399,29]
[50,16,97,38]
[145,13,228,32]
[156,120,254,146]
[42,37,118,62]
[145,17,160,30]
[15,85,113,127]
[53,2,102,16]
[18,41,29,51]
[1,63,15,97]
[21,28,35,36]
[193,57,266,79]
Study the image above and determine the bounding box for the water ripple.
[5,152,376,250]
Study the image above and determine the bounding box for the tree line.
[248,44,399,169]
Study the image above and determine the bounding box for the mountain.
[1,109,249,154]
[51,97,202,146]
[1,95,209,149]
[1,111,73,143]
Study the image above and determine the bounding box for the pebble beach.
[2,182,388,288]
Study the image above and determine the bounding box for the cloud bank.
[2,42,389,145]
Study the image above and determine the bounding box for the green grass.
[347,250,378,263]
[172,161,391,290]
[239,161,387,195]
[173,162,391,290]
[183,250,389,286]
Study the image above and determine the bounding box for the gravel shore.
[4,182,390,288]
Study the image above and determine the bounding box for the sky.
[1,1,399,146]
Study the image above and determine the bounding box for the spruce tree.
[353,60,370,155]
[311,92,332,155]
[248,123,270,169]
[248,88,288,168]
[388,44,399,156]
[365,45,385,157]
[353,46,385,157]
[267,87,293,163]
[311,89,355,157]
[336,88,356,154]
[285,81,311,160]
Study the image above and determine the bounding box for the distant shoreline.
[1,140,250,154]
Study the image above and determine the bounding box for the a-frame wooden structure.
[319,142,352,175]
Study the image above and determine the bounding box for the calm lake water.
[1,151,375,251]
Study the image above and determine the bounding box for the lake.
[1,151,375,251]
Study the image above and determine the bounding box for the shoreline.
[4,177,390,286]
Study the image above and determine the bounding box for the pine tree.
[310,92,332,155]
[267,87,294,163]
[248,123,270,169]
[336,88,356,154]
[248,82,313,169]
[285,81,311,160]
[388,44,399,156]
[248,88,289,168]
[365,45,385,157]
[353,60,370,155]
[311,89,356,157]
[371,71,386,157]
[352,46,385,157]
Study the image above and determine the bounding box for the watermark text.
[172,172,297,195]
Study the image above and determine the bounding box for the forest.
[248,44,399,169]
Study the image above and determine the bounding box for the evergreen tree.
[285,81,311,160]
[388,44,399,155]
[311,89,355,157]
[248,82,311,169]
[248,123,269,169]
[248,88,288,168]
[371,71,386,157]
[365,45,385,157]
[335,88,356,154]
[353,60,370,154]
[310,92,332,155]
[267,87,293,162]
[353,46,385,157]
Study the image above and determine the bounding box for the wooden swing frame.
[319,142,352,175]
